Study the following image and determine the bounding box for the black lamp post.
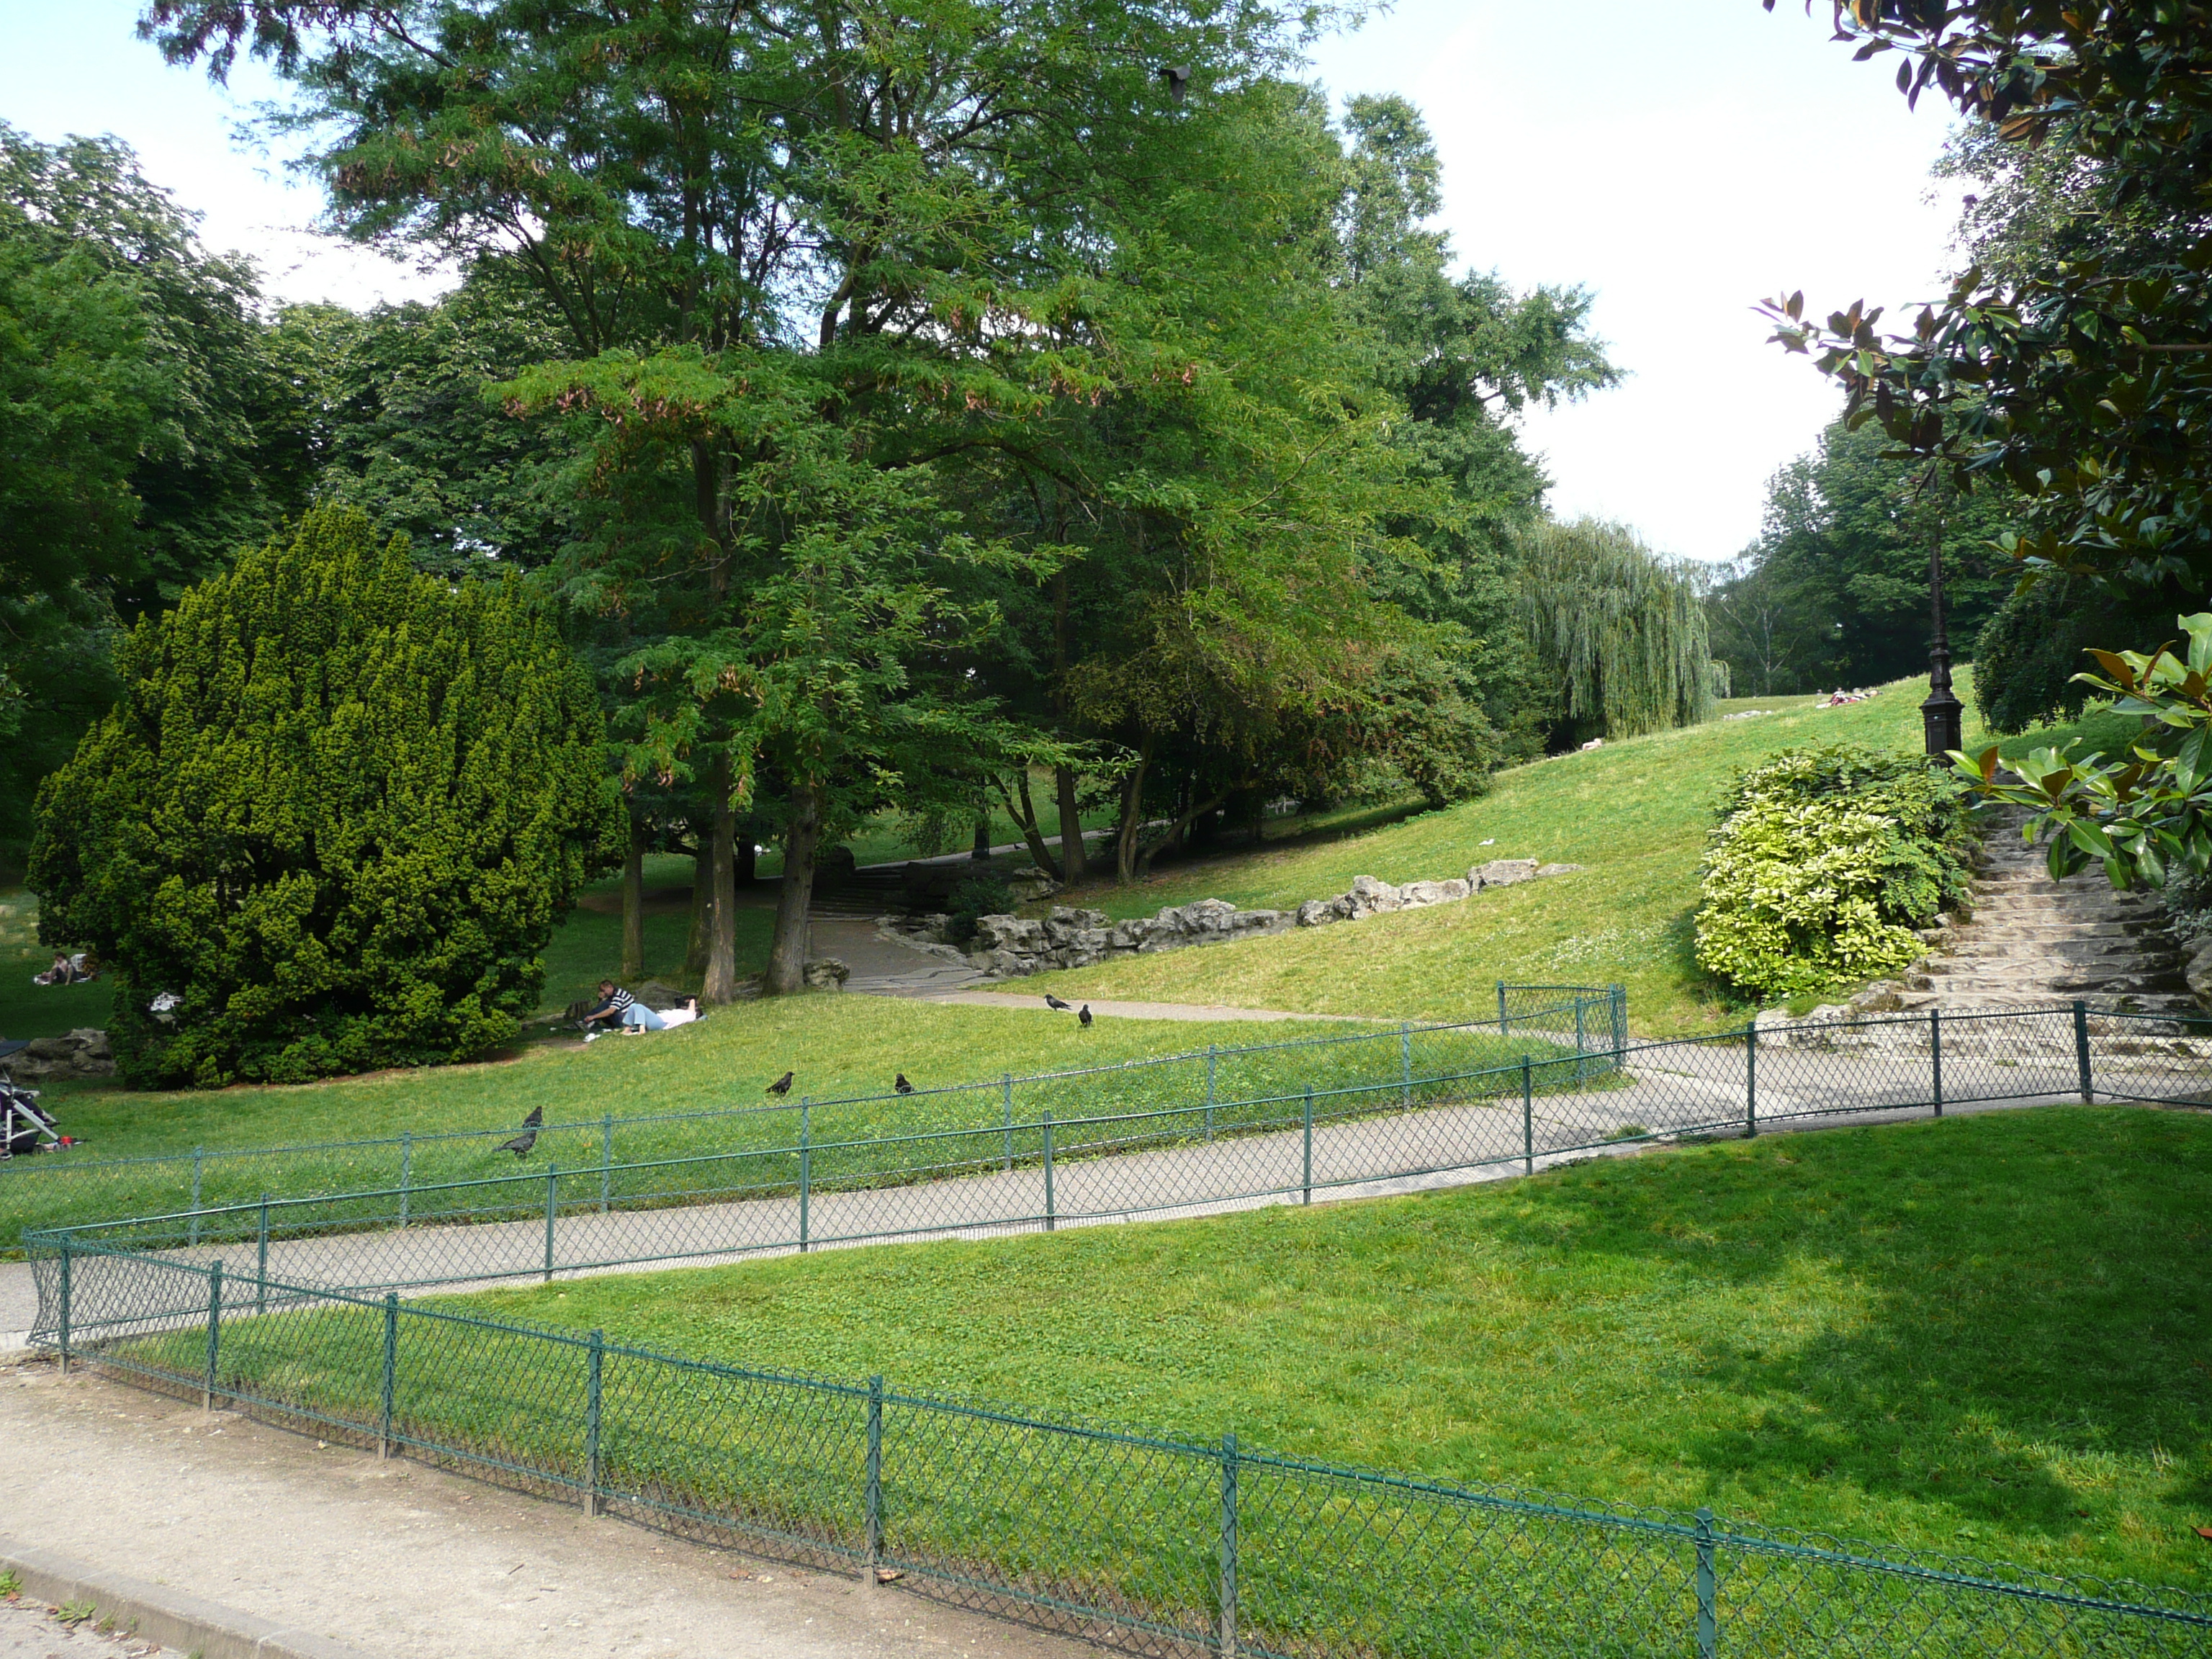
[1920,520,1964,758]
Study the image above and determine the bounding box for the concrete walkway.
[0,1362,1089,1659]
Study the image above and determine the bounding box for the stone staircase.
[1897,806,2199,1015]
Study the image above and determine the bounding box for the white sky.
[1,0,1962,562]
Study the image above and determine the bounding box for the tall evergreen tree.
[31,508,620,1087]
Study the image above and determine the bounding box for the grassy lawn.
[455,1105,2212,1589]
[1025,673,2143,1036]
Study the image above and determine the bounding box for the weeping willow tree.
[1517,519,1716,739]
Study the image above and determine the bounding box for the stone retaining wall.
[881,857,1582,980]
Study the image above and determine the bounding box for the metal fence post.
[1043,1113,1056,1232]
[1399,1022,1412,1107]
[1930,1008,1943,1118]
[189,1148,204,1246]
[1611,984,1628,1065]
[600,1114,613,1215]
[866,1375,884,1578]
[1302,1085,1314,1205]
[1521,1058,1534,1177]
[1573,995,1586,1057]
[1497,981,1509,1035]
[1002,1076,1014,1172]
[584,1328,604,1517]
[544,1166,558,1283]
[799,1102,812,1254]
[203,1261,222,1411]
[2074,1000,2094,1102]
[399,1132,412,1228]
[379,1292,397,1460]
[1745,1025,1758,1138]
[256,1195,269,1314]
[1218,1433,1240,1659]
[1205,1046,1217,1142]
[55,1237,71,1377]
[1694,1506,1718,1659]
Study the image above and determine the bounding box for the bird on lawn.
[1043,994,1072,1011]
[766,1071,795,1096]
[894,1074,914,1094]
[498,1105,544,1159]
[1079,1004,1093,1028]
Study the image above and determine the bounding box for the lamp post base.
[1921,687,1964,759]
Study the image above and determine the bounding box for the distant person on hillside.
[577,980,634,1032]
[32,952,94,986]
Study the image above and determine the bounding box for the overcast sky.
[1,0,1963,562]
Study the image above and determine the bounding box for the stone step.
[1937,940,2183,964]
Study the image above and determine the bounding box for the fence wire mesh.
[39,1248,2211,1659]
[0,985,1624,1247]
[19,994,2212,1656]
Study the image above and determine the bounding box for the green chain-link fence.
[31,1246,2212,1658]
[19,993,2212,1655]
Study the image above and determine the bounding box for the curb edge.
[0,1535,378,1659]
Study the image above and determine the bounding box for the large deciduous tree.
[30,508,620,1087]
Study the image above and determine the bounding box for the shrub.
[30,508,621,1087]
[945,874,1015,945]
[1694,745,1977,1002]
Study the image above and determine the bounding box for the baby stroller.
[0,1041,61,1159]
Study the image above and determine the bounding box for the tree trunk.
[1138,791,1227,880]
[971,809,992,860]
[703,757,742,1004]
[683,842,712,976]
[1115,738,1153,884]
[620,816,646,980]
[765,781,822,995]
[994,770,1061,880]
[1056,764,1087,881]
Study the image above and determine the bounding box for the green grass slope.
[1027,673,2103,1035]
[467,1106,2212,1589]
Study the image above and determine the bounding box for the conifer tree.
[30,507,619,1087]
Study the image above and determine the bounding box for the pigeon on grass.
[1079,1004,1093,1028]
[895,1074,915,1094]
[766,1071,795,1096]
[498,1105,545,1158]
[1043,994,1072,1011]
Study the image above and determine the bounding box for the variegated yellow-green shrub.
[1694,745,1975,1002]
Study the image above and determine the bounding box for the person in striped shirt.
[578,980,634,1032]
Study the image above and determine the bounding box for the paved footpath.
[0,1361,1089,1659]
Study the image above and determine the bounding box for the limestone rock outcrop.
[875,856,1583,980]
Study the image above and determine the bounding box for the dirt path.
[0,1361,1089,1659]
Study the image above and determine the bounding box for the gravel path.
[0,1363,1088,1659]
[0,1599,180,1659]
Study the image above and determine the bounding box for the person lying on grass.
[620,997,702,1035]
[583,997,703,1040]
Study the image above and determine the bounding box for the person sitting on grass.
[32,952,94,986]
[577,980,634,1032]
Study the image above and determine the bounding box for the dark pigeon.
[497,1104,545,1157]
[1044,994,1072,1011]
[894,1074,914,1094]
[766,1071,795,1096]
[1079,1004,1093,1028]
